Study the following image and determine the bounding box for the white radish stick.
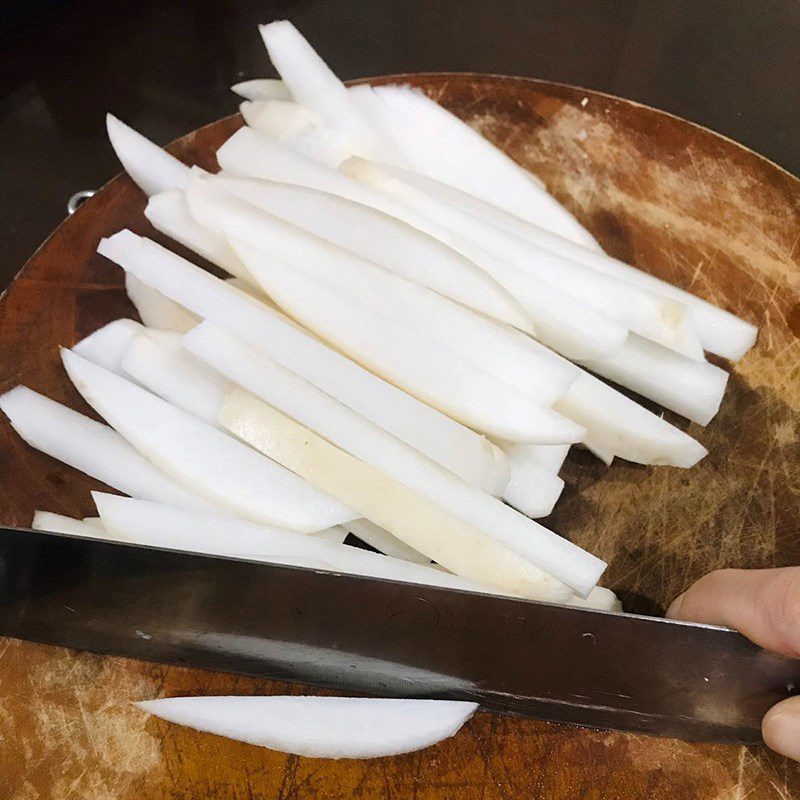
[343,519,431,565]
[73,318,144,375]
[187,179,574,405]
[0,386,211,509]
[106,114,189,196]
[99,230,509,492]
[32,511,112,540]
[61,348,355,532]
[220,388,605,598]
[499,452,565,519]
[239,99,321,140]
[216,129,627,358]
[311,525,348,544]
[231,78,291,101]
[136,695,478,759]
[184,323,566,566]
[346,158,696,356]
[144,190,255,283]
[500,443,571,475]
[207,173,533,333]
[228,237,583,443]
[94,494,517,597]
[126,273,199,333]
[81,516,106,530]
[579,334,728,426]
[121,331,230,425]
[259,21,388,160]
[369,84,600,249]
[554,371,707,468]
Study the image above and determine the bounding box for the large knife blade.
[0,527,797,743]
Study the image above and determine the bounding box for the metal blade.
[0,527,797,743]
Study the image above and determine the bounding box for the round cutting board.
[1,74,799,799]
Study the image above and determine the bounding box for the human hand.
[667,567,800,759]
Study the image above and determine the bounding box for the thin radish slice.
[136,695,478,759]
[311,525,348,544]
[579,334,729,426]
[220,389,604,598]
[0,386,211,509]
[369,84,599,249]
[183,324,557,564]
[99,231,509,492]
[94,494,516,597]
[106,114,189,196]
[554,371,707,468]
[570,587,622,612]
[229,237,583,443]
[346,158,696,356]
[82,516,106,530]
[231,78,291,101]
[126,273,199,333]
[183,322,509,493]
[121,331,230,425]
[240,99,321,140]
[584,441,615,466]
[343,519,431,565]
[188,179,573,404]
[500,452,565,519]
[144,190,255,283]
[259,21,387,160]
[500,443,570,475]
[73,318,144,375]
[215,129,626,358]
[61,348,355,532]
[208,173,533,333]
[32,511,111,539]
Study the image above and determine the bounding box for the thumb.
[762,696,800,761]
[666,567,800,659]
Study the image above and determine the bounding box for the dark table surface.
[2,0,799,289]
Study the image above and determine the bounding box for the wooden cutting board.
[1,75,799,800]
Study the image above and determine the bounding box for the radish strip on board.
[500,443,571,475]
[145,190,255,283]
[0,386,212,509]
[228,237,584,443]
[343,519,431,565]
[73,319,144,375]
[32,511,112,540]
[188,178,573,404]
[369,84,600,250]
[61,348,355,532]
[106,114,189,196]
[240,99,321,140]
[500,454,565,519]
[94,494,522,597]
[220,388,605,597]
[579,334,728,426]
[231,78,291,101]
[81,516,106,530]
[207,173,533,332]
[136,695,478,759]
[126,273,199,333]
[98,231,509,492]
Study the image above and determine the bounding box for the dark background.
[2,0,798,286]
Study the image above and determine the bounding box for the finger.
[666,567,800,659]
[763,696,800,761]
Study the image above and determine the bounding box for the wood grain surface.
[1,75,799,799]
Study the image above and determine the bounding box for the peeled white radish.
[106,114,189,196]
[229,237,584,443]
[580,334,728,425]
[570,587,622,612]
[554,371,707,468]
[240,99,321,140]
[187,179,573,405]
[136,695,478,758]
[0,386,211,509]
[311,525,348,544]
[99,231,508,492]
[220,389,605,598]
[343,519,431,565]
[94,494,515,596]
[32,511,111,539]
[61,348,355,532]
[121,331,230,425]
[82,516,106,530]
[231,78,291,101]
[144,190,254,283]
[73,318,144,375]
[369,84,599,249]
[500,443,570,475]
[207,173,533,332]
[500,454,565,519]
[126,273,199,333]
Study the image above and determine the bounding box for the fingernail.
[763,698,800,760]
[666,592,685,619]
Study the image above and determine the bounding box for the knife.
[0,527,797,744]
